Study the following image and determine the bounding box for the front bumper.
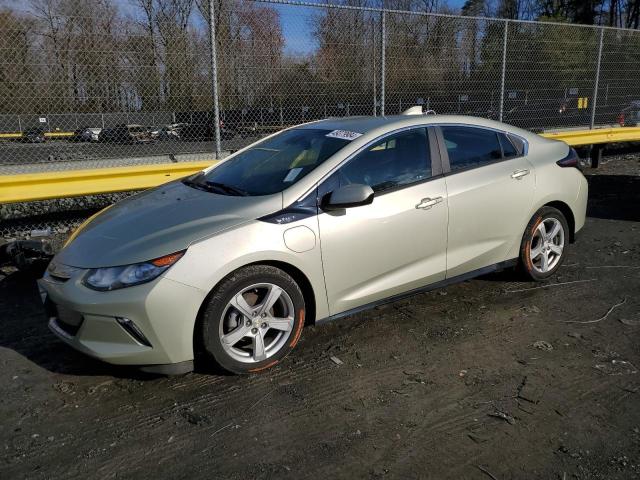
[38,268,207,367]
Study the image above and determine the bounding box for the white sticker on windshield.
[326,129,363,141]
[283,167,303,183]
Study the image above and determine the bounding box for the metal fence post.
[380,10,386,116]
[590,27,604,129]
[498,20,509,122]
[208,0,221,158]
[372,17,377,116]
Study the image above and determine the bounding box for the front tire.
[199,265,305,374]
[519,206,569,281]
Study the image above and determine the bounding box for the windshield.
[200,128,351,196]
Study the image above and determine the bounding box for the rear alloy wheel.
[199,265,305,374]
[519,206,569,281]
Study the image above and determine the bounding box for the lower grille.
[47,301,84,336]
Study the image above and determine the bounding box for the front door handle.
[511,169,530,180]
[415,196,443,210]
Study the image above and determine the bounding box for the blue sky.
[275,0,468,55]
[274,5,320,55]
[110,0,468,56]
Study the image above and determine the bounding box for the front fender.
[165,217,329,322]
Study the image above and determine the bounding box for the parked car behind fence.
[618,101,640,126]
[21,127,46,143]
[70,127,101,142]
[179,121,236,142]
[98,125,153,144]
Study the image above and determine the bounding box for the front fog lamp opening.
[116,317,152,347]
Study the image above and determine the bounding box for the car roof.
[297,114,537,140]
[298,116,397,132]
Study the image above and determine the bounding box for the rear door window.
[498,132,519,159]
[506,133,525,156]
[441,126,503,172]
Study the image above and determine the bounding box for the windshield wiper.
[205,181,249,196]
[182,176,216,193]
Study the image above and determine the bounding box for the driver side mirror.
[322,184,375,211]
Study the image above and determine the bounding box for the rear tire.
[519,206,569,281]
[199,265,305,374]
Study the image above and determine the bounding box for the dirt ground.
[1,154,639,480]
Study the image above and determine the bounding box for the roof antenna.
[401,106,437,116]
[401,106,424,115]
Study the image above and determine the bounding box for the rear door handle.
[511,169,530,180]
[415,196,443,210]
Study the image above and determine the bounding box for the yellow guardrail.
[0,131,74,139]
[45,131,74,138]
[540,127,640,146]
[1,126,639,205]
[0,161,216,204]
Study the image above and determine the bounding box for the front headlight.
[83,251,184,291]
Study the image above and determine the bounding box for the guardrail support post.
[380,10,386,116]
[590,27,604,129]
[590,144,603,168]
[208,0,221,159]
[498,20,509,123]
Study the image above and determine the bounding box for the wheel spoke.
[548,221,561,240]
[531,243,543,259]
[252,331,266,362]
[230,294,255,319]
[221,325,251,346]
[259,285,283,315]
[540,251,550,272]
[268,316,294,332]
[536,221,547,238]
[550,244,563,255]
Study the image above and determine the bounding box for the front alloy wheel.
[220,283,296,364]
[199,265,305,374]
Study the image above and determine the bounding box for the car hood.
[55,181,283,269]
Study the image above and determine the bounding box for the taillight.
[556,148,581,169]
[617,113,625,126]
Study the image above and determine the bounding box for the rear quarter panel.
[505,138,586,259]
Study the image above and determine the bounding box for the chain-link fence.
[1,0,640,172]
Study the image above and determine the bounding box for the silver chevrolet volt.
[39,112,588,374]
